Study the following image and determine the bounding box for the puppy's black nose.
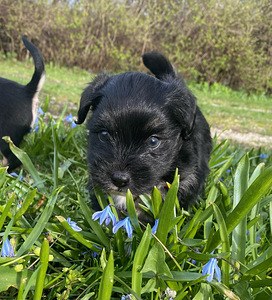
[111,171,130,188]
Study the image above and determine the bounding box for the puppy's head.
[76,53,197,210]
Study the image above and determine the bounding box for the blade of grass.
[16,187,63,257]
[98,250,114,300]
[156,169,179,245]
[126,189,143,237]
[77,194,110,248]
[56,216,102,253]
[207,166,272,252]
[151,187,162,219]
[132,224,152,299]
[14,189,37,224]
[33,238,49,300]
[3,136,45,193]
[211,202,230,285]
[0,192,15,231]
[232,154,249,265]
[204,185,218,240]
[51,124,59,189]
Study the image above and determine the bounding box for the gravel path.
[211,127,272,148]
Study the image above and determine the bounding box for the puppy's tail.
[22,35,45,95]
[142,51,176,80]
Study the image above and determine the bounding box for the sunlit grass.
[0,106,271,299]
[0,58,271,136]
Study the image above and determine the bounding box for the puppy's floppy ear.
[76,73,109,124]
[142,51,176,80]
[167,86,197,141]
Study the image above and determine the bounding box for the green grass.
[0,56,272,299]
[0,107,271,299]
[0,57,271,136]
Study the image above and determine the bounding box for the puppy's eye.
[149,136,160,149]
[98,130,109,142]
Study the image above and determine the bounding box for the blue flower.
[260,154,267,159]
[121,294,132,300]
[65,114,77,129]
[82,244,101,258]
[112,217,133,238]
[92,205,117,226]
[91,245,102,258]
[65,113,74,123]
[67,217,82,232]
[34,125,39,133]
[38,107,44,115]
[1,238,15,257]
[10,172,23,181]
[151,219,159,235]
[202,253,221,282]
[71,121,77,129]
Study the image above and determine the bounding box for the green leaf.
[16,187,62,257]
[242,256,272,279]
[56,216,101,252]
[14,189,37,224]
[0,266,33,292]
[211,202,230,285]
[3,136,46,192]
[33,238,49,300]
[193,283,213,300]
[207,166,272,252]
[156,169,179,245]
[204,185,218,240]
[78,193,110,248]
[141,242,172,279]
[132,224,152,298]
[232,154,249,264]
[151,187,162,219]
[210,281,240,300]
[0,192,15,231]
[126,189,143,237]
[98,250,114,300]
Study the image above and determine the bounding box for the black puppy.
[0,36,45,170]
[76,52,212,220]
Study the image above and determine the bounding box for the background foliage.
[0,0,271,93]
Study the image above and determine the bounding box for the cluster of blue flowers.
[31,109,77,134]
[64,113,77,129]
[92,205,159,239]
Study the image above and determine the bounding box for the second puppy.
[76,52,212,221]
[0,36,45,171]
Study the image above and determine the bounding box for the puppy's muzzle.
[111,171,130,189]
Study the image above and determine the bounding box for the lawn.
[0,57,271,137]
[0,57,272,299]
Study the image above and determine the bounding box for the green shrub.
[0,0,271,93]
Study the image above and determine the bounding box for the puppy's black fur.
[76,52,212,220]
[0,36,45,170]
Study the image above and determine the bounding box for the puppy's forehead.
[100,72,169,106]
[91,72,171,136]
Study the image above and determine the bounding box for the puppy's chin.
[110,193,127,211]
[108,190,154,223]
